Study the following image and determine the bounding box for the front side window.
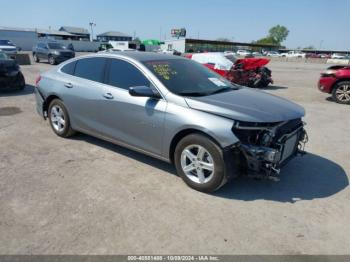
[0,40,13,46]
[106,59,150,90]
[74,57,106,83]
[143,58,239,97]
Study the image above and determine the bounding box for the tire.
[48,99,76,137]
[48,55,56,65]
[33,53,40,63]
[332,81,350,104]
[174,134,227,192]
[17,72,25,90]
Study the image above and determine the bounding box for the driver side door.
[98,58,167,156]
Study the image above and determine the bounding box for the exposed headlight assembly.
[322,69,337,77]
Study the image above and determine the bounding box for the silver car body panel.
[36,52,305,163]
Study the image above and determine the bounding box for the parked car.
[35,52,307,192]
[236,50,252,57]
[318,65,350,104]
[320,54,331,59]
[280,51,306,58]
[0,51,25,90]
[266,51,280,58]
[331,53,347,59]
[0,39,17,58]
[188,52,273,88]
[305,53,321,59]
[32,42,75,65]
[252,52,263,57]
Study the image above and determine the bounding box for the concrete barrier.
[326,59,350,65]
[14,53,31,65]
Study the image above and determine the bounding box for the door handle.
[64,83,73,88]
[103,92,114,99]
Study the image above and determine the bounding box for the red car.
[187,53,273,88]
[318,65,350,104]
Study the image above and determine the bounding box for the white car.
[224,51,235,56]
[190,52,234,70]
[331,53,346,59]
[99,48,136,53]
[279,51,306,58]
[266,51,280,57]
[236,50,251,56]
[0,39,17,58]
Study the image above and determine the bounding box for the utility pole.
[89,22,96,42]
[319,40,324,50]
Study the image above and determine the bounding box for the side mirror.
[129,86,161,98]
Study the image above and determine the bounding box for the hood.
[185,88,305,123]
[235,58,270,70]
[0,59,18,72]
[327,65,350,71]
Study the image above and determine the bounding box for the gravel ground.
[0,59,349,255]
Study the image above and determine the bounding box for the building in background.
[37,29,77,40]
[161,38,280,53]
[97,31,132,42]
[0,26,99,51]
[59,26,90,41]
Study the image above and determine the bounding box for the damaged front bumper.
[235,123,308,177]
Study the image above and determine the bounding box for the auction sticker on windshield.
[208,77,227,87]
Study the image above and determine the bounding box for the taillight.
[35,75,42,87]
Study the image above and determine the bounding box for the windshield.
[0,52,8,59]
[0,40,14,46]
[143,59,239,97]
[48,43,65,49]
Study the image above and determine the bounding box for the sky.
[0,0,349,50]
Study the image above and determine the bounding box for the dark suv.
[32,42,75,65]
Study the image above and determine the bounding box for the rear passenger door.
[98,58,167,156]
[59,57,108,134]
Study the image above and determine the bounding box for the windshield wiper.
[177,92,208,97]
[209,87,235,95]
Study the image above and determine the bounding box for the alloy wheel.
[50,105,65,132]
[335,84,350,102]
[180,145,215,184]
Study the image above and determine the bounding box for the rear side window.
[61,61,76,75]
[74,57,106,82]
[106,58,150,90]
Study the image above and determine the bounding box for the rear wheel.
[332,81,350,104]
[174,134,227,192]
[48,99,76,137]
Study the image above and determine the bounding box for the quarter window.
[61,61,76,75]
[107,59,150,90]
[74,57,106,83]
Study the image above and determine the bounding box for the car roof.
[94,51,185,62]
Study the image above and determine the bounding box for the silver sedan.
[35,52,307,192]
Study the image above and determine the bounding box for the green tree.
[268,25,289,44]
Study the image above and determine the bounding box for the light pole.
[89,22,96,41]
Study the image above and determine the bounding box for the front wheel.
[174,134,227,192]
[48,55,56,65]
[332,81,350,104]
[48,99,76,137]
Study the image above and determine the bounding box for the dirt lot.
[0,59,349,255]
